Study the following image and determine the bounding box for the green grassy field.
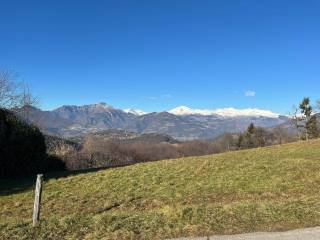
[1,140,320,239]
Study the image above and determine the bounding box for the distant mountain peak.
[168,106,213,116]
[213,108,279,118]
[55,102,113,111]
[168,106,279,118]
[25,102,288,139]
[91,102,113,109]
[123,108,147,116]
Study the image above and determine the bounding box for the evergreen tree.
[299,97,312,118]
[247,123,256,135]
[295,97,319,140]
[306,115,319,139]
[245,123,256,148]
[299,97,313,140]
[237,135,243,149]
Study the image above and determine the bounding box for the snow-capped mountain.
[23,103,289,139]
[212,108,279,118]
[168,106,279,118]
[168,106,214,116]
[123,108,147,116]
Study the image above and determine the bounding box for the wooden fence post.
[33,174,43,227]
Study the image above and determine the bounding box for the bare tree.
[0,70,38,112]
[0,70,19,109]
[290,106,303,140]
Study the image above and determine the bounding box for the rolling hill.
[1,139,320,239]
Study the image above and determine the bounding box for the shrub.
[0,108,65,178]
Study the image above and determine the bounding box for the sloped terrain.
[1,140,320,239]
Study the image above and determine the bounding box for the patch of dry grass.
[1,140,320,239]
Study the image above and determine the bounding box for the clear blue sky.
[1,0,320,114]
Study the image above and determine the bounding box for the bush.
[0,108,65,178]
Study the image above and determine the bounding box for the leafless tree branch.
[0,70,38,113]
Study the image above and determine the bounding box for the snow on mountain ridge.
[123,108,147,116]
[168,106,279,118]
[213,108,279,118]
[168,106,213,116]
[53,103,279,118]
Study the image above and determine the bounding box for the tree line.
[56,126,295,170]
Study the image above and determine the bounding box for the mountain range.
[23,103,290,140]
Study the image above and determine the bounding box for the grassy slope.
[1,140,320,240]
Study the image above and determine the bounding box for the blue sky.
[1,0,320,114]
